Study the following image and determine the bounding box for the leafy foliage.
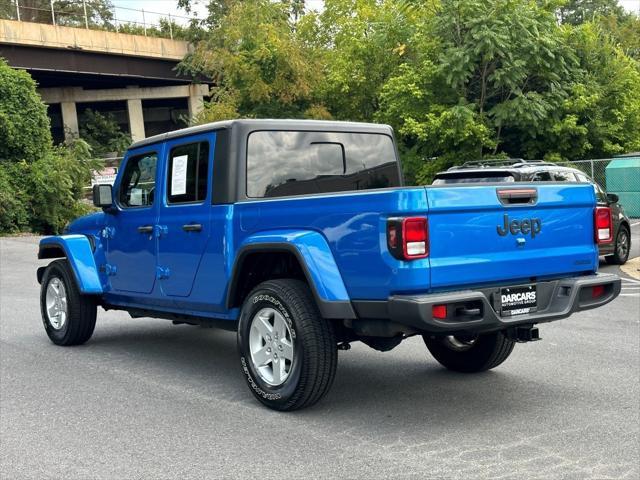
[557,0,626,25]
[0,58,52,162]
[79,110,131,157]
[181,0,640,184]
[180,0,323,121]
[0,60,98,234]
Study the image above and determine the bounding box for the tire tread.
[40,259,97,346]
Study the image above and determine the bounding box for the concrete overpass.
[0,19,209,143]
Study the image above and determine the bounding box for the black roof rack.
[449,159,555,170]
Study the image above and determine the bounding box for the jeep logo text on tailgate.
[497,214,541,238]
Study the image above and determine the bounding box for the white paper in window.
[171,154,189,196]
[130,188,143,206]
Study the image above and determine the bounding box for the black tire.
[423,331,515,373]
[237,279,337,411]
[40,259,97,346]
[605,225,630,265]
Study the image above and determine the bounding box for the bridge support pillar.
[188,84,205,121]
[60,102,79,142]
[126,98,146,142]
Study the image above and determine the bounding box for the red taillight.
[403,217,429,258]
[592,285,605,299]
[594,207,613,244]
[387,217,429,260]
[432,304,447,319]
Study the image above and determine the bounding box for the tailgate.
[426,184,598,289]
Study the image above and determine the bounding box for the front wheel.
[605,226,630,265]
[237,279,337,411]
[423,331,515,373]
[40,259,97,346]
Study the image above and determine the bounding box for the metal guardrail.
[1,0,196,39]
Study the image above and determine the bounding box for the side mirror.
[93,184,114,210]
[606,193,619,204]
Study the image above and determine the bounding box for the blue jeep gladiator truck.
[37,119,621,411]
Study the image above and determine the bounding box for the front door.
[157,134,214,297]
[106,149,160,294]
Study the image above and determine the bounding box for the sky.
[110,0,639,26]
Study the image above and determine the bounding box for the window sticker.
[171,154,189,196]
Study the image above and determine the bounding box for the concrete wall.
[0,19,190,60]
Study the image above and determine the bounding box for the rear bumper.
[352,273,621,335]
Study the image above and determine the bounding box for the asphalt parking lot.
[1,225,639,480]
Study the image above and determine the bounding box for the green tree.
[0,59,98,233]
[300,0,423,122]
[0,57,51,162]
[79,110,131,157]
[376,0,578,182]
[557,0,626,25]
[533,22,640,160]
[599,12,640,60]
[180,0,326,121]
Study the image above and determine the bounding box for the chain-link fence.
[0,0,195,39]
[560,157,640,218]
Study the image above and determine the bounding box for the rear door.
[426,184,598,289]
[157,133,215,297]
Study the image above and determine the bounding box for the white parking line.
[621,277,640,285]
[631,221,640,227]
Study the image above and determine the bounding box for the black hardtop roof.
[129,119,394,150]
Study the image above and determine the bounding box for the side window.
[118,152,158,208]
[593,182,608,202]
[531,171,553,181]
[575,172,591,183]
[553,171,576,182]
[167,141,210,204]
[246,131,400,198]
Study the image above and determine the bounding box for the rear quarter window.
[246,131,400,198]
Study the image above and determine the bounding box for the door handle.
[182,223,203,232]
[137,225,154,234]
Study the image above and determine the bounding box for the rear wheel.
[605,226,630,265]
[237,279,337,411]
[423,331,515,373]
[40,259,97,346]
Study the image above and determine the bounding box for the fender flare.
[227,230,355,319]
[38,235,103,294]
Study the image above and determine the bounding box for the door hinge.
[103,264,117,276]
[154,225,168,238]
[156,266,170,280]
[101,227,115,239]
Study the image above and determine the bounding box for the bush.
[0,163,29,233]
[28,141,99,234]
[0,60,100,234]
[0,140,98,234]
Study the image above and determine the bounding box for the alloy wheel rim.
[45,277,68,330]
[249,307,294,386]
[617,231,629,258]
